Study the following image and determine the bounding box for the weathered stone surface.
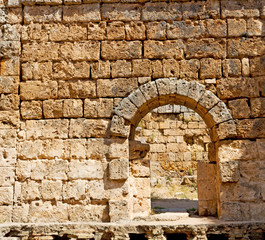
[223,59,242,77]
[41,180,62,201]
[24,6,62,23]
[87,22,106,40]
[43,99,63,119]
[179,59,200,79]
[63,180,86,201]
[91,60,110,79]
[206,19,227,37]
[109,200,129,222]
[208,101,232,125]
[107,21,125,40]
[22,62,52,81]
[0,76,19,94]
[237,118,265,139]
[200,58,221,79]
[250,56,265,77]
[147,21,166,40]
[125,21,145,40]
[111,60,132,78]
[21,23,49,42]
[63,99,83,118]
[0,94,19,110]
[109,159,129,180]
[219,161,239,182]
[114,98,137,121]
[228,99,250,119]
[0,187,13,204]
[21,101,42,120]
[110,115,130,138]
[0,167,14,186]
[132,59,152,77]
[227,19,246,37]
[162,59,179,78]
[84,98,113,118]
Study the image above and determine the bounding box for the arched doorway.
[109,78,236,221]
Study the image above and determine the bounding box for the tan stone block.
[97,78,138,97]
[0,167,14,187]
[257,139,265,160]
[22,62,52,81]
[246,18,263,36]
[260,77,265,96]
[142,2,181,21]
[151,60,163,79]
[68,160,104,180]
[24,5,62,23]
[68,139,87,160]
[132,59,151,77]
[87,138,109,160]
[41,180,62,201]
[228,99,250,119]
[84,98,113,118]
[206,19,227,37]
[217,78,259,99]
[102,4,140,21]
[109,159,128,180]
[101,41,142,60]
[63,99,83,118]
[21,180,40,201]
[139,81,158,102]
[25,119,69,139]
[106,21,125,40]
[29,201,68,222]
[69,119,109,138]
[0,76,19,94]
[21,100,42,120]
[227,19,246,37]
[237,118,265,139]
[0,206,12,222]
[43,99,63,119]
[218,140,259,162]
[125,21,145,40]
[0,94,19,110]
[58,80,96,99]
[239,160,260,182]
[50,23,87,41]
[20,81,57,100]
[186,39,226,59]
[108,138,129,159]
[63,180,86,201]
[43,160,68,180]
[91,60,110,79]
[131,160,150,177]
[45,139,69,160]
[167,21,205,39]
[242,58,250,77]
[68,204,108,222]
[87,22,106,40]
[147,21,166,40]
[18,140,44,160]
[144,40,184,59]
[0,129,16,148]
[227,38,265,58]
[219,161,239,183]
[12,204,29,222]
[110,115,130,138]
[60,41,100,61]
[200,58,221,79]
[53,61,90,80]
[216,120,237,140]
[0,57,19,76]
[21,23,49,42]
[0,148,16,167]
[179,59,200,79]
[15,160,31,181]
[22,42,59,61]
[133,178,150,198]
[109,200,129,222]
[63,4,100,22]
[222,59,241,78]
[250,57,265,77]
[162,59,179,78]
[111,60,132,78]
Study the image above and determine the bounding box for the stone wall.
[0,0,264,224]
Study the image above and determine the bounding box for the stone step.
[149,212,189,221]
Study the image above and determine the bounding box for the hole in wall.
[166,233,187,240]
[206,234,229,240]
[129,233,147,240]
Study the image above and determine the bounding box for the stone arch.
[109,78,237,220]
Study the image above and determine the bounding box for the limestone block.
[22,62,52,80]
[45,139,69,160]
[144,40,184,59]
[249,203,265,221]
[91,60,110,79]
[228,99,250,119]
[110,115,130,138]
[129,140,150,160]
[128,89,146,109]
[21,180,41,201]
[198,200,217,217]
[162,59,179,78]
[147,21,166,40]
[41,180,62,201]
[0,206,12,222]
[111,60,132,78]
[0,94,19,110]
[217,78,259,99]
[223,59,242,77]
[63,180,86,200]
[107,21,125,40]
[0,41,20,58]
[87,138,109,160]
[12,204,29,223]
[21,101,42,120]
[132,178,151,198]
[0,57,20,76]
[260,77,265,96]
[114,98,137,121]
[63,4,100,22]
[227,19,246,37]
[20,81,57,100]
[50,23,87,41]
[151,60,163,79]
[208,101,232,125]
[28,201,68,222]
[0,76,19,94]
[53,61,90,80]
[58,80,96,99]
[43,99,63,119]
[218,140,259,162]
[102,4,140,21]
[186,39,226,59]
[186,81,206,108]
[155,78,170,96]
[247,18,263,36]
[219,161,239,183]
[22,42,59,61]
[68,204,108,222]
[108,138,129,159]
[0,110,20,128]
[21,23,49,42]
[206,19,227,37]
[242,58,250,76]
[101,41,142,60]
[109,159,128,180]
[60,41,100,61]
[227,38,265,58]
[239,160,260,182]
[132,59,152,77]
[0,148,16,167]
[16,160,31,181]
[69,119,109,138]
[97,78,138,97]
[26,119,69,139]
[0,167,14,186]
[200,58,221,79]
[3,8,22,24]
[237,118,265,139]
[84,98,113,118]
[250,57,265,77]
[167,21,205,39]
[63,99,83,118]
[215,120,237,140]
[0,129,16,148]
[86,180,105,200]
[87,22,106,41]
[142,2,181,21]
[257,139,265,160]
[139,81,158,102]
[109,200,129,222]
[68,139,87,159]
[68,160,104,180]
[125,21,145,40]
[179,59,200,79]
[131,160,150,177]
[150,143,166,153]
